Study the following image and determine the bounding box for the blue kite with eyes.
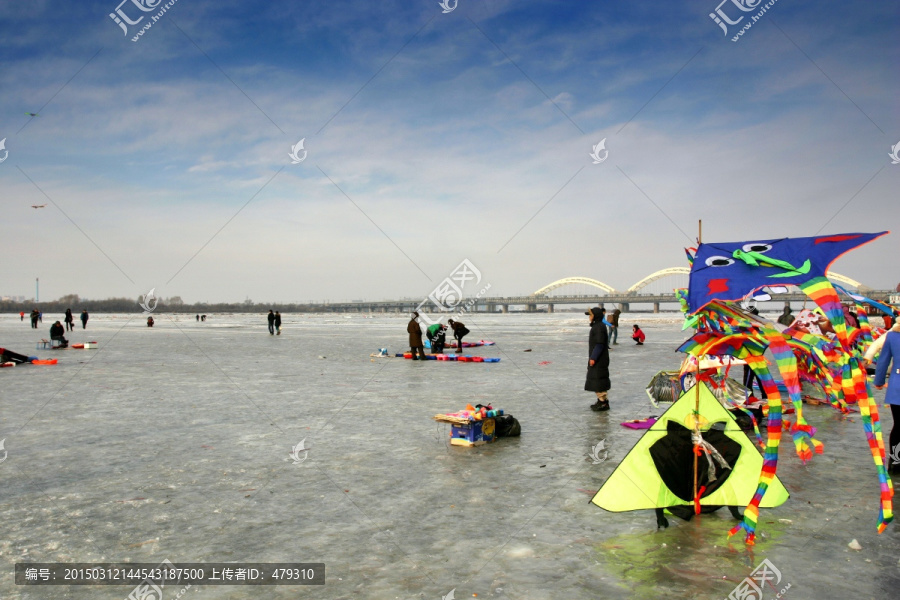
[687,232,888,313]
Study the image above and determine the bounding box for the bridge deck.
[310,290,894,312]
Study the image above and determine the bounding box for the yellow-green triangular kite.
[592,382,789,512]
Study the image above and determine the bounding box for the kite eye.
[705,256,734,267]
[742,243,772,253]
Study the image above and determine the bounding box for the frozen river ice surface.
[1,311,898,599]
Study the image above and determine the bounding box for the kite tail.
[788,421,823,460]
[730,355,782,545]
[800,277,849,348]
[855,304,872,345]
[766,332,823,462]
[847,357,894,532]
[824,366,850,413]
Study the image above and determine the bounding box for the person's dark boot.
[590,399,610,412]
[591,396,610,411]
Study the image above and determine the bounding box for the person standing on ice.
[608,308,621,345]
[30,309,39,329]
[447,319,470,353]
[407,312,426,360]
[585,307,611,412]
[64,308,74,332]
[274,311,282,335]
[874,320,900,474]
[80,310,89,329]
[267,310,275,335]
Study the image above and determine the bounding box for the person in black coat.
[274,311,282,335]
[80,310,89,329]
[64,308,74,331]
[267,310,275,335]
[585,307,611,411]
[447,319,470,353]
[30,309,39,329]
[50,321,68,347]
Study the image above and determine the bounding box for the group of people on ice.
[267,310,282,335]
[406,312,470,360]
[23,308,91,348]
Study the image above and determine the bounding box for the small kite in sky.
[25,112,39,117]
[31,204,47,209]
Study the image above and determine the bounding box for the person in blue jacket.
[585,307,611,411]
[874,322,900,475]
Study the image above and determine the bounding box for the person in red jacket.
[632,324,645,345]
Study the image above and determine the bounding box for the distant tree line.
[0,294,330,314]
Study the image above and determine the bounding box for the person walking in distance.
[407,312,426,360]
[80,309,89,329]
[30,309,39,329]
[585,307,611,411]
[267,310,275,335]
[447,319,470,353]
[64,308,74,332]
[274,311,282,335]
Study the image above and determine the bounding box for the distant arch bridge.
[531,268,862,296]
[303,270,879,314]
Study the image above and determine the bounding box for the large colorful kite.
[683,231,892,543]
[593,231,892,545]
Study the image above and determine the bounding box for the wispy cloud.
[1,0,897,301]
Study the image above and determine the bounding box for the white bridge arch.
[826,271,861,289]
[532,277,616,296]
[626,267,691,294]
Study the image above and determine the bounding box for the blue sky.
[1,0,898,304]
